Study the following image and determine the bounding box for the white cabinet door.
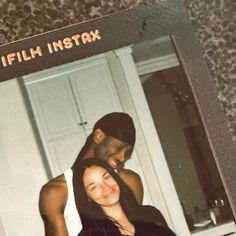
[27,75,83,140]
[47,132,87,175]
[69,59,122,134]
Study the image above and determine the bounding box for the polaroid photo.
[0,1,235,236]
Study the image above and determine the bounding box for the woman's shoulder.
[135,221,176,236]
[78,219,120,236]
[136,205,168,228]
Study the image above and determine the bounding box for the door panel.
[27,75,82,140]
[69,60,122,131]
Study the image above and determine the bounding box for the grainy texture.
[0,0,235,141]
[185,0,236,141]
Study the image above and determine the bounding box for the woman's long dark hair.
[73,158,139,235]
[72,133,94,229]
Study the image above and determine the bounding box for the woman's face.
[83,165,120,207]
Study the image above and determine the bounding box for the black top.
[78,221,176,236]
[78,205,176,236]
[134,221,175,236]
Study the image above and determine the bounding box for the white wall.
[0,79,48,236]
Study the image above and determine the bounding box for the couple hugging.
[40,112,176,236]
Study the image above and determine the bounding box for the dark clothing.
[134,205,168,228]
[134,221,175,236]
[78,221,175,236]
[78,206,176,236]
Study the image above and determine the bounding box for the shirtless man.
[39,112,144,236]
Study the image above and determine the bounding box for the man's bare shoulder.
[41,174,67,196]
[118,168,143,204]
[118,168,141,181]
[39,174,68,216]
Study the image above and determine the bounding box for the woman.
[74,158,176,236]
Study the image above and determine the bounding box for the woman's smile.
[83,165,120,207]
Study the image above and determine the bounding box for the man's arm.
[118,168,144,204]
[39,175,69,236]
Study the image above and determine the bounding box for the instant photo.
[0,1,236,236]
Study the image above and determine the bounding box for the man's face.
[95,136,133,170]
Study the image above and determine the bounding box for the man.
[39,112,144,236]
